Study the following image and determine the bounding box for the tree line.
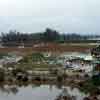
[0,28,100,47]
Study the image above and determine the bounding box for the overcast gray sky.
[0,0,100,34]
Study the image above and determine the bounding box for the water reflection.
[0,84,18,94]
[0,82,87,100]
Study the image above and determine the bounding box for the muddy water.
[0,84,87,100]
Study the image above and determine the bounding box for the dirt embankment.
[0,43,95,54]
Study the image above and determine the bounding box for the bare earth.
[0,43,95,54]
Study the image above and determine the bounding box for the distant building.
[0,38,3,48]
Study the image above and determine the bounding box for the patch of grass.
[31,52,44,62]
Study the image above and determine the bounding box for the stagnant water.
[0,84,87,100]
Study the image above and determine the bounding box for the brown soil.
[0,43,95,54]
